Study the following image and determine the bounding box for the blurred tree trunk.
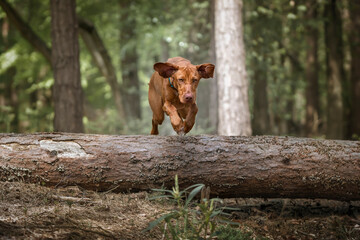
[284,2,304,136]
[185,0,197,61]
[4,67,18,132]
[305,1,319,137]
[251,1,270,136]
[119,0,141,120]
[286,60,302,135]
[253,68,270,135]
[349,1,360,139]
[209,0,218,133]
[215,0,251,136]
[160,38,170,61]
[324,0,344,139]
[78,19,126,121]
[50,0,84,133]
[0,16,18,132]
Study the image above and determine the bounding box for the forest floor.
[0,181,360,240]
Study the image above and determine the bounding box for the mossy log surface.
[0,133,359,200]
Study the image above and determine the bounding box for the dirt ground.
[0,181,359,240]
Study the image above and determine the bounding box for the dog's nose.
[185,94,193,102]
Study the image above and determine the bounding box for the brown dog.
[148,57,215,135]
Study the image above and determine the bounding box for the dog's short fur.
[148,57,215,135]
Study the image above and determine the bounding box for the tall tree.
[119,0,141,120]
[324,0,344,139]
[250,0,272,135]
[252,67,270,135]
[50,0,84,132]
[349,1,360,138]
[209,0,218,133]
[215,0,251,136]
[305,1,319,137]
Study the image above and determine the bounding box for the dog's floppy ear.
[197,63,215,79]
[154,62,179,78]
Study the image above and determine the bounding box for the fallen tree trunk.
[0,133,359,200]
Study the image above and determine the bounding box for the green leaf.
[143,212,177,232]
[210,210,223,218]
[221,206,240,211]
[185,184,204,207]
[184,183,204,192]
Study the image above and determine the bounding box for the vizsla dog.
[148,57,215,135]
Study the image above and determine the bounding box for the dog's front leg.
[163,101,184,135]
[184,104,198,134]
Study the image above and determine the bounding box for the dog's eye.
[192,79,197,83]
[178,79,184,82]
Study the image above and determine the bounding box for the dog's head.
[154,61,215,104]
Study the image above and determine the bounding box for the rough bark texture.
[305,1,319,137]
[78,18,126,121]
[349,1,360,138]
[0,133,359,201]
[324,0,344,139]
[215,0,251,136]
[51,0,84,133]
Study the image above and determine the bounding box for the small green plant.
[144,175,237,240]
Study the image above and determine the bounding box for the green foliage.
[351,134,360,141]
[0,105,14,131]
[244,0,320,136]
[0,0,357,138]
[145,175,239,240]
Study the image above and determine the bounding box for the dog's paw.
[178,131,185,136]
[177,127,185,136]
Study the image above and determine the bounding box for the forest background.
[0,0,359,140]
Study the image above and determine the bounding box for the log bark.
[0,133,359,201]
